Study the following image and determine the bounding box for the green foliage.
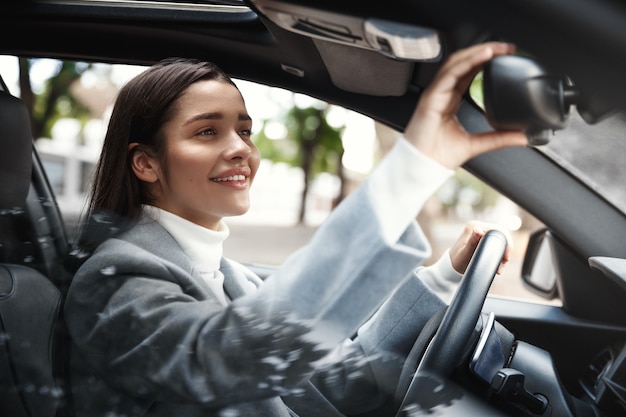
[254,102,344,177]
[254,121,294,163]
[288,105,343,174]
[469,70,484,110]
[25,58,93,140]
[252,98,345,223]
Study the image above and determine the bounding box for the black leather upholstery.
[0,79,73,416]
[0,83,32,211]
[0,264,65,417]
[0,82,37,269]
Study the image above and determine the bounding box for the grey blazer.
[65,182,445,417]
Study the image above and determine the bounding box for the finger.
[468,226,485,247]
[469,221,513,274]
[496,261,509,275]
[432,42,516,95]
[421,42,517,119]
[443,41,516,71]
[468,130,529,159]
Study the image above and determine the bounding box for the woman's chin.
[226,205,251,217]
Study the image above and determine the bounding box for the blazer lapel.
[220,258,260,300]
[123,217,260,302]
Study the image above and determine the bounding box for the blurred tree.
[469,70,484,110]
[18,58,92,140]
[255,100,344,224]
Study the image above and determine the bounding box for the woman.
[65,42,526,417]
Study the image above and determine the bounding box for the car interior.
[3,0,626,416]
[0,74,72,417]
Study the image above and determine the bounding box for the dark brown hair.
[77,58,237,249]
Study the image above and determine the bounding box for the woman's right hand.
[448,220,513,276]
[404,42,528,169]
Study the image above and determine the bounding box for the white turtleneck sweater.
[143,137,463,305]
[143,204,231,306]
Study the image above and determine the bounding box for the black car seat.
[0,75,73,416]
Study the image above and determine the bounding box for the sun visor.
[313,39,413,96]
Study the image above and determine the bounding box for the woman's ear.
[129,143,159,183]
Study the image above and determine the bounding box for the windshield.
[538,110,626,215]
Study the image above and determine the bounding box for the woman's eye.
[198,128,216,136]
[240,129,252,137]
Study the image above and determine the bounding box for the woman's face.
[145,79,260,230]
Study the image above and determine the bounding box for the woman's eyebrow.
[183,112,251,126]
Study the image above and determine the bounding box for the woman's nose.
[224,132,253,160]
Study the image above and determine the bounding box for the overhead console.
[251,0,443,96]
[251,0,441,61]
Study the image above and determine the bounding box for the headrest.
[0,81,33,210]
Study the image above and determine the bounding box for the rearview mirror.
[483,55,578,146]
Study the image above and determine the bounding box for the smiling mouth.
[210,175,247,182]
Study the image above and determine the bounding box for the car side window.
[6,56,555,304]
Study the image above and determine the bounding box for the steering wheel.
[395,229,508,416]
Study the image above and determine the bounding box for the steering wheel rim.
[395,229,508,415]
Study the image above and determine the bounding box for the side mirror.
[521,228,559,299]
[483,55,578,145]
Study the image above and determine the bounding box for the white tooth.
[212,175,245,182]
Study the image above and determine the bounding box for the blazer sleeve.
[304,271,447,414]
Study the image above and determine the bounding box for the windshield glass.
[538,110,626,215]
